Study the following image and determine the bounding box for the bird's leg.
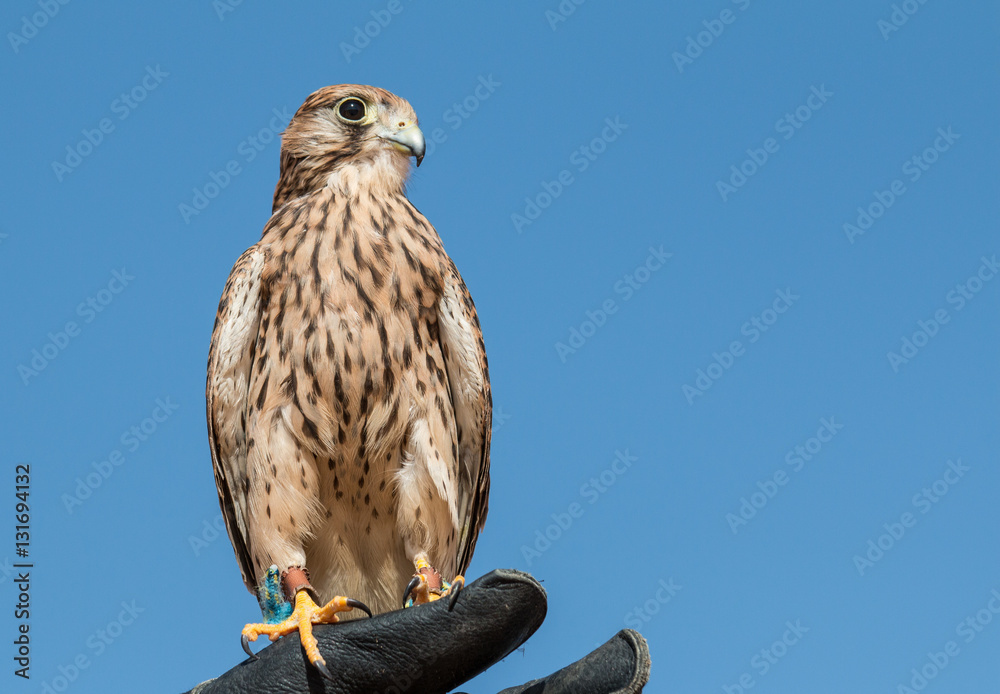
[402,554,465,610]
[241,566,372,679]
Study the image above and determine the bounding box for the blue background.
[2,1,998,692]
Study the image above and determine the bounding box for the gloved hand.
[184,569,650,694]
[491,628,650,694]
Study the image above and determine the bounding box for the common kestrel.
[206,85,492,677]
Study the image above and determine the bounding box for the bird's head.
[273,84,425,209]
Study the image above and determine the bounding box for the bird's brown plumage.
[206,85,491,616]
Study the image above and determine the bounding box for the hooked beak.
[383,124,426,167]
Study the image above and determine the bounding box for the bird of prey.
[206,84,492,677]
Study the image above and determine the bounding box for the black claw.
[241,634,258,661]
[347,598,373,618]
[402,576,420,608]
[315,659,333,681]
[447,578,464,611]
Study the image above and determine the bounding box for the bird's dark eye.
[339,99,366,121]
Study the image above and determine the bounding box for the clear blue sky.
[2,2,998,692]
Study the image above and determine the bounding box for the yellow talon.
[241,591,360,671]
[403,559,465,609]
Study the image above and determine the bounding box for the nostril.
[398,122,405,127]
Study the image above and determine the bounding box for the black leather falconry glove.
[183,569,650,694]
